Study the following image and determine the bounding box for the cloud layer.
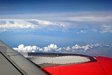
[0,19,58,29]
[13,43,110,53]
[0,12,112,33]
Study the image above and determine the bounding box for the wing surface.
[0,40,46,75]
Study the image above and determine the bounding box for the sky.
[0,0,112,57]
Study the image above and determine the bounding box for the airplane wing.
[1,40,112,75]
[25,50,112,75]
[0,40,47,75]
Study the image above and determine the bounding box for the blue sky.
[0,0,112,57]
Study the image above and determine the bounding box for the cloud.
[29,19,57,26]
[0,19,36,29]
[67,16,112,22]
[13,44,40,52]
[77,30,86,34]
[100,24,112,33]
[0,29,6,33]
[43,44,59,52]
[13,43,109,53]
[66,46,70,51]
[0,11,112,33]
[72,44,81,49]
[0,19,69,33]
[0,19,61,29]
[13,44,61,52]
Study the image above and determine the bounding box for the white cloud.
[43,44,58,52]
[32,46,37,50]
[104,44,110,46]
[39,48,43,51]
[94,43,100,47]
[57,48,62,51]
[0,19,60,29]
[0,11,112,33]
[72,44,81,49]
[67,16,112,22]
[0,19,36,29]
[14,44,60,52]
[0,19,70,33]
[0,29,6,33]
[13,43,107,53]
[77,30,86,34]
[48,44,58,49]
[13,44,38,52]
[29,19,57,25]
[100,24,112,33]
[82,45,89,51]
[43,47,49,52]
[66,46,71,51]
